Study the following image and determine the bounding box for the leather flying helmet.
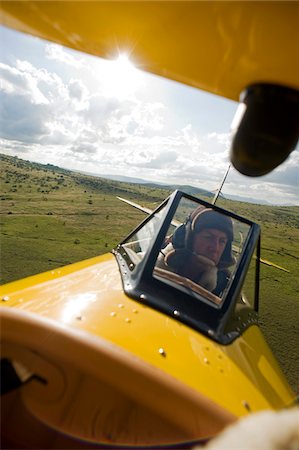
[172,205,235,268]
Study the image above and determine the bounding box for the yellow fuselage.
[1,254,294,422]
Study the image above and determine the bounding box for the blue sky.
[0,25,298,205]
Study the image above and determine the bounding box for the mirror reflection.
[120,195,251,306]
[154,198,250,303]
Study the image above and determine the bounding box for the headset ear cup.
[172,224,186,249]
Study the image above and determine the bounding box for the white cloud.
[222,153,299,205]
[68,79,84,100]
[45,43,85,69]
[68,78,89,110]
[71,142,98,154]
[264,150,299,187]
[0,62,49,104]
[0,90,51,142]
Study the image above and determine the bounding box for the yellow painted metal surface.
[0,2,297,443]
[1,253,295,419]
[0,1,298,101]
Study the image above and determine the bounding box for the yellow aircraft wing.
[1,1,298,101]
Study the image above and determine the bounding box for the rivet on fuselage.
[203,357,210,364]
[2,296,10,302]
[125,318,131,323]
[140,294,146,300]
[118,303,124,308]
[76,315,84,321]
[158,348,167,357]
[173,310,180,316]
[110,312,116,317]
[242,400,251,412]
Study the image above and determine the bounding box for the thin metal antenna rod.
[212,164,231,205]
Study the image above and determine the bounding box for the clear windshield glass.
[239,245,258,309]
[121,203,168,269]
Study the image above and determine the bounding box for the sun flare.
[101,53,143,99]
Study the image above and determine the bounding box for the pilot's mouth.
[207,253,218,264]
[192,251,217,266]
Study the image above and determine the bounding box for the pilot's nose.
[209,238,219,251]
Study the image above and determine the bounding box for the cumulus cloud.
[263,150,299,187]
[0,61,49,104]
[0,90,50,142]
[223,153,299,205]
[127,150,178,169]
[0,58,93,148]
[77,94,165,146]
[71,142,98,154]
[45,43,85,69]
[68,78,89,110]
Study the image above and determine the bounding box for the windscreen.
[120,195,252,306]
[121,203,168,269]
[153,197,251,305]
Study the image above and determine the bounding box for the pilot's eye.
[202,233,213,241]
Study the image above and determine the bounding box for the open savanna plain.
[1,153,298,395]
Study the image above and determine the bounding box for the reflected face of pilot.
[192,228,228,265]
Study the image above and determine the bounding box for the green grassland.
[1,153,298,395]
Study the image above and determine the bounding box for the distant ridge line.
[1,153,296,206]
